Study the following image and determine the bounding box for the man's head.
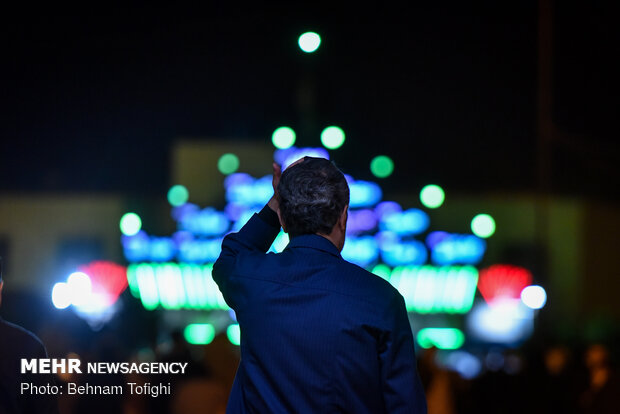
[277,157,349,250]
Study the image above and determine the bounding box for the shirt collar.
[286,234,342,258]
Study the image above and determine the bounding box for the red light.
[478,264,533,305]
[77,261,127,306]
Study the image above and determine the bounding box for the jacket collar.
[287,234,342,258]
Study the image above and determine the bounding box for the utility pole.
[536,0,553,277]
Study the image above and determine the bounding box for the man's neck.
[317,232,343,252]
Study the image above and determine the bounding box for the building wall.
[582,202,620,332]
[0,194,127,295]
[171,138,274,206]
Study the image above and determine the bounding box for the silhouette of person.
[0,257,59,414]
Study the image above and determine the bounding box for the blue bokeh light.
[380,208,430,235]
[430,234,486,265]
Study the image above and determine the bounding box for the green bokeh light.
[420,184,445,209]
[272,127,296,149]
[218,153,240,175]
[471,214,496,238]
[417,328,465,350]
[320,126,345,149]
[371,264,392,281]
[120,212,142,236]
[227,324,241,346]
[167,185,189,207]
[370,155,394,178]
[184,324,215,345]
[298,32,321,53]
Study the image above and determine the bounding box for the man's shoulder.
[0,318,46,353]
[335,259,403,302]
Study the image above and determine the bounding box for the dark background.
[1,4,620,413]
[1,3,617,198]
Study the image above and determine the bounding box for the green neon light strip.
[417,328,465,350]
[376,265,478,313]
[184,324,215,345]
[126,266,141,298]
[128,263,228,311]
[128,263,477,313]
[227,324,241,346]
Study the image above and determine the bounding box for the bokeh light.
[371,264,391,280]
[184,324,215,345]
[521,285,547,309]
[478,265,533,305]
[370,156,394,178]
[320,126,345,149]
[298,32,321,53]
[218,153,240,175]
[120,213,142,236]
[467,300,534,344]
[227,324,241,346]
[420,184,445,209]
[417,328,465,350]
[471,214,495,238]
[67,272,92,306]
[52,282,71,309]
[272,127,296,149]
[167,185,189,207]
[446,351,482,379]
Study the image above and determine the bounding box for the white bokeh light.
[52,282,72,309]
[67,272,92,306]
[521,285,547,309]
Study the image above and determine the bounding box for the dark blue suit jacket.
[213,206,426,413]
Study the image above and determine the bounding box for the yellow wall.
[170,139,274,206]
[0,194,126,294]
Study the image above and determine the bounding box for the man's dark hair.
[277,157,349,235]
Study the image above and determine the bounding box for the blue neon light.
[346,209,378,234]
[430,234,486,265]
[122,231,151,262]
[172,204,230,236]
[341,236,379,267]
[224,173,253,190]
[380,240,428,266]
[149,237,176,262]
[374,201,402,218]
[177,238,223,263]
[225,202,249,221]
[348,178,382,208]
[226,175,273,207]
[425,231,449,249]
[380,208,430,235]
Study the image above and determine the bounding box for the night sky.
[1,3,618,199]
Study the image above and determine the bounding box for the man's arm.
[213,204,280,277]
[212,163,283,302]
[379,295,427,413]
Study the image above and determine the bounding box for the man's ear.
[338,205,348,232]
